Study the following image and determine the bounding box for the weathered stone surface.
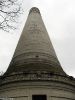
[4,7,66,76]
[0,7,75,99]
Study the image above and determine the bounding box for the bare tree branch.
[0,0,22,32]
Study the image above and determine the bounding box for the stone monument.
[0,7,75,100]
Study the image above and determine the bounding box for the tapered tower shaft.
[5,7,66,76]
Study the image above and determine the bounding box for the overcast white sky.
[0,0,75,77]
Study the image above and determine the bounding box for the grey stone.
[0,7,75,100]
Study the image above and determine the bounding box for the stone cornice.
[1,72,75,88]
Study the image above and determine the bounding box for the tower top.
[29,7,40,14]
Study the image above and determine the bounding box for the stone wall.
[0,81,75,100]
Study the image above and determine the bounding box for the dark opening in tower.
[32,95,47,100]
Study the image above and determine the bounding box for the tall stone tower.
[0,7,75,100]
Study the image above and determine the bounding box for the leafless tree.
[0,0,22,32]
